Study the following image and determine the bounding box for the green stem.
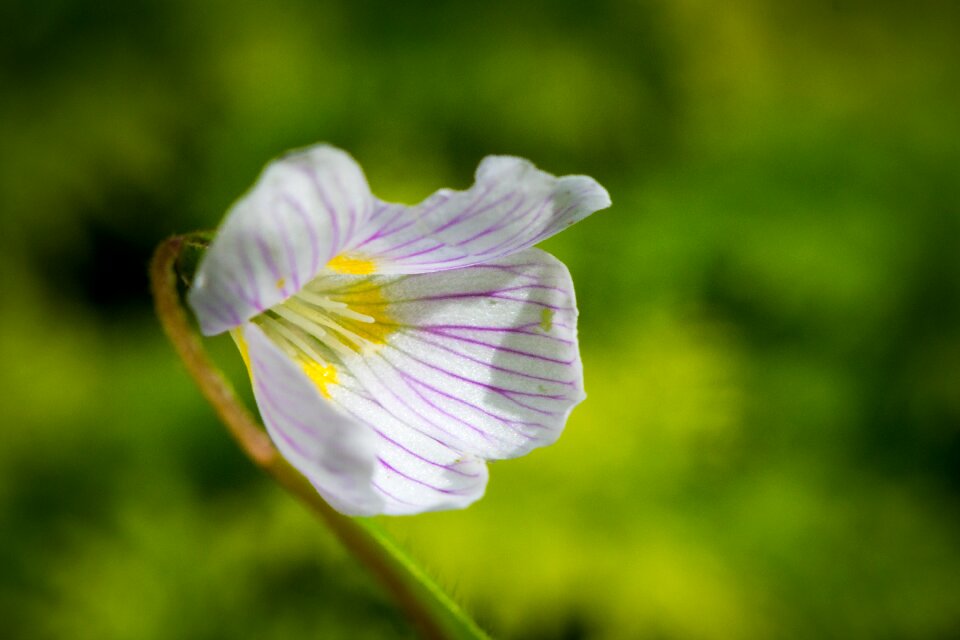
[150,235,489,640]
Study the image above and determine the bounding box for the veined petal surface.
[345,156,610,274]
[243,323,489,516]
[241,323,383,516]
[306,248,585,461]
[189,146,374,335]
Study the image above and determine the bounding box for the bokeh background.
[2,0,959,638]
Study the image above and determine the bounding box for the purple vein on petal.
[251,374,316,458]
[414,192,454,219]
[419,330,577,365]
[352,284,570,307]
[226,279,262,311]
[354,206,409,248]
[403,374,550,435]
[396,329,577,386]
[334,373,500,448]
[482,295,573,311]
[255,233,282,286]
[330,394,485,478]
[452,195,528,248]
[415,324,575,345]
[473,196,554,257]
[191,293,241,328]
[371,480,418,506]
[283,193,321,276]
[357,352,506,445]
[395,370,541,442]
[250,358,323,440]
[331,171,358,246]
[237,240,264,310]
[378,333,545,386]
[392,358,566,416]
[377,457,473,496]
[396,367,550,429]
[380,340,572,399]
[343,347,530,447]
[430,185,507,234]
[530,196,587,243]
[365,232,437,257]
[298,164,341,255]
[385,242,451,261]
[257,399,313,460]
[277,208,302,291]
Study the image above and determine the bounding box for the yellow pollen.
[232,327,337,398]
[275,277,286,290]
[328,254,376,274]
[299,358,338,397]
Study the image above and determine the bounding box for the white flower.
[188,144,610,515]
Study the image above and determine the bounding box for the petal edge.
[189,145,374,335]
[349,156,610,274]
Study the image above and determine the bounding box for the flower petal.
[241,322,383,516]
[330,388,490,515]
[345,156,610,274]
[317,248,585,460]
[189,145,374,335]
[243,323,488,516]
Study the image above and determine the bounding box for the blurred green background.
[2,0,959,638]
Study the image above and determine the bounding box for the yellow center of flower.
[247,271,395,397]
[298,357,339,397]
[324,278,394,347]
[327,254,376,274]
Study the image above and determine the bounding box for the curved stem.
[150,235,488,640]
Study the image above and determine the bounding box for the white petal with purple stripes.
[317,248,585,460]
[243,323,488,515]
[346,155,610,274]
[241,322,383,516]
[189,146,374,336]
[328,386,490,515]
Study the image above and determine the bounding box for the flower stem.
[150,235,489,640]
